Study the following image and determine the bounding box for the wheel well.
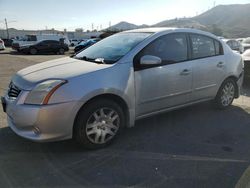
[73,94,130,136]
[224,76,239,97]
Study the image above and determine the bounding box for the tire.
[74,99,125,149]
[58,48,65,54]
[214,78,237,109]
[29,48,37,55]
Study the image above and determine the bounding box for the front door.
[134,33,193,117]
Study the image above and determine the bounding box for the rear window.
[190,34,223,59]
[27,35,37,41]
[214,40,222,55]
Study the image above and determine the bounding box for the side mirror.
[140,55,162,65]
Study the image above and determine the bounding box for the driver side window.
[137,33,188,65]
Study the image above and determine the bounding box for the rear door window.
[190,34,216,59]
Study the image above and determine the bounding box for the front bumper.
[2,93,78,142]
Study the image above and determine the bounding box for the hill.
[106,21,139,31]
[193,4,250,37]
[153,18,207,30]
[105,4,250,38]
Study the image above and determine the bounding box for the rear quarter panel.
[223,43,243,80]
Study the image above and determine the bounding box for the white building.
[0,28,103,40]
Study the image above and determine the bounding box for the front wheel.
[214,78,237,109]
[74,99,125,149]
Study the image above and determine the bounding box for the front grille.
[8,82,21,99]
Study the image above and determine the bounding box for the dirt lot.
[0,48,250,188]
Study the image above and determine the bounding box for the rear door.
[134,33,193,116]
[189,34,226,100]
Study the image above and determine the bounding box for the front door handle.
[180,69,191,76]
[217,62,225,68]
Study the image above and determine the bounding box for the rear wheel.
[214,78,237,109]
[74,99,125,149]
[29,48,37,55]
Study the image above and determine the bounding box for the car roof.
[123,27,218,39]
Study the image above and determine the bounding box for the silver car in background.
[1,28,244,149]
[242,37,250,52]
[222,39,244,54]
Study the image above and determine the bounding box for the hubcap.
[86,108,120,144]
[221,82,235,106]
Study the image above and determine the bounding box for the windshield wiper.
[75,56,104,64]
[94,58,106,64]
[73,55,114,64]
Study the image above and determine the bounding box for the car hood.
[12,57,111,90]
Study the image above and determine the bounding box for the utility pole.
[5,18,9,39]
[4,18,17,39]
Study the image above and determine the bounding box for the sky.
[0,0,250,31]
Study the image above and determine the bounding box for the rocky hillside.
[106,4,250,38]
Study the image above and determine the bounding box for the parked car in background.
[70,39,80,47]
[1,28,244,149]
[242,37,250,52]
[12,34,70,51]
[0,38,5,50]
[237,38,245,43]
[18,40,69,55]
[74,38,100,53]
[242,49,250,81]
[222,39,244,53]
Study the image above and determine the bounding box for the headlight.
[24,80,67,105]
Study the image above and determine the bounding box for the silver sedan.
[1,28,244,149]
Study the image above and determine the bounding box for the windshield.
[75,32,151,64]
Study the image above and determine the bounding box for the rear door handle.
[217,62,225,68]
[180,69,191,76]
